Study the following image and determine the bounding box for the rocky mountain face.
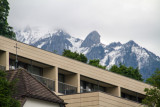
[16,27,160,80]
[81,31,100,48]
[32,30,72,55]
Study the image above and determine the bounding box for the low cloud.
[8,0,160,56]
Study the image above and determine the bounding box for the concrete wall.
[60,92,100,107]
[23,98,60,107]
[107,86,121,97]
[0,36,151,97]
[60,92,143,107]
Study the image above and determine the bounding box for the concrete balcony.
[60,91,143,107]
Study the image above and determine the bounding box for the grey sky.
[8,0,160,56]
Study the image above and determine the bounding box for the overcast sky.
[8,0,160,56]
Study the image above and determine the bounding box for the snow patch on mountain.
[157,57,160,61]
[67,36,91,55]
[114,46,122,50]
[67,37,83,52]
[16,29,47,44]
[100,54,109,66]
[37,42,46,48]
[100,49,122,68]
[81,47,90,55]
[132,46,149,69]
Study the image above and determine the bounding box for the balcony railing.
[31,74,55,91]
[81,88,90,93]
[0,65,6,71]
[80,88,99,93]
[58,81,77,95]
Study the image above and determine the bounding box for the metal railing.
[58,81,77,95]
[31,74,55,91]
[0,65,6,71]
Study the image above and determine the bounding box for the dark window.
[80,80,106,93]
[9,59,15,69]
[121,92,144,103]
[121,92,126,98]
[99,86,105,92]
[93,84,99,91]
[28,65,43,76]
[9,59,43,76]
[138,97,143,103]
[58,74,65,83]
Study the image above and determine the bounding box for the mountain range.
[15,26,160,80]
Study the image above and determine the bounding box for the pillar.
[0,51,9,70]
[43,66,58,92]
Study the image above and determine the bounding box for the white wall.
[23,98,60,107]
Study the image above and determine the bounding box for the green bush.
[62,50,87,63]
[89,59,106,69]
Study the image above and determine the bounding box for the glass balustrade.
[31,74,77,95]
[31,74,55,91]
[58,81,77,95]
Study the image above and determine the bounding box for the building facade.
[0,36,151,107]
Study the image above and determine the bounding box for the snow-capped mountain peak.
[126,40,139,47]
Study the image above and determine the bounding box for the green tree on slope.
[88,59,106,69]
[110,64,143,81]
[0,0,16,39]
[0,70,20,107]
[62,50,88,63]
[142,69,160,107]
